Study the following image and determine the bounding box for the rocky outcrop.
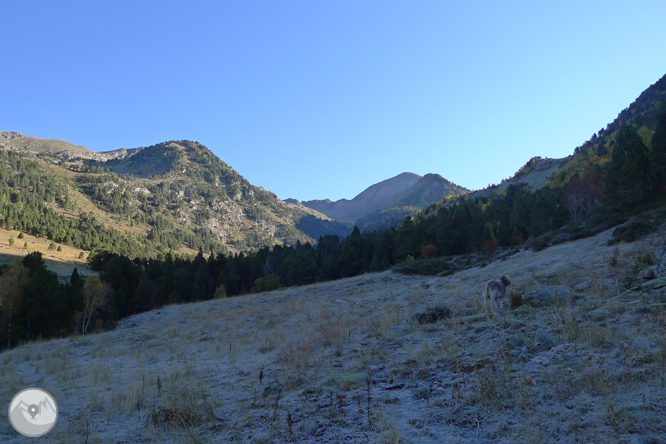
[59,147,145,162]
[521,285,574,307]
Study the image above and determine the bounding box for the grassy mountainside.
[423,73,666,216]
[0,137,334,258]
[0,131,93,156]
[1,222,664,443]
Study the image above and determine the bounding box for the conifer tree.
[604,125,651,209]
[649,108,666,196]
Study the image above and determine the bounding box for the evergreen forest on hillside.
[1,77,666,352]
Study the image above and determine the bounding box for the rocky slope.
[0,131,141,162]
[1,135,334,253]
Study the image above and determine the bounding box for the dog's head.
[500,275,511,287]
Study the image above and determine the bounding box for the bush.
[392,258,451,275]
[509,290,523,309]
[213,284,227,299]
[78,252,85,259]
[49,242,57,250]
[18,232,24,239]
[57,245,62,252]
[23,242,28,249]
[252,274,282,292]
[413,306,452,324]
[608,219,655,245]
[8,238,14,246]
[529,236,551,252]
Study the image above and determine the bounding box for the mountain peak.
[300,171,466,225]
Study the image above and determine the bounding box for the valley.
[0,66,665,444]
[4,4,666,443]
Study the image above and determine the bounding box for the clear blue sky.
[2,1,665,201]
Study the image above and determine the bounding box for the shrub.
[57,245,62,252]
[608,220,654,245]
[392,258,451,275]
[23,242,28,249]
[213,284,227,299]
[483,240,499,256]
[18,232,24,239]
[8,238,14,246]
[49,242,57,250]
[252,274,282,292]
[78,252,85,259]
[413,306,452,324]
[509,290,523,309]
[421,244,438,258]
[529,236,551,252]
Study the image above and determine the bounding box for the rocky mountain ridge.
[0,131,145,162]
[0,136,337,254]
[296,172,468,230]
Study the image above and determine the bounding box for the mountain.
[0,136,334,256]
[1,131,92,156]
[423,73,666,214]
[397,173,468,208]
[0,131,138,161]
[2,72,665,262]
[297,172,422,223]
[297,172,468,230]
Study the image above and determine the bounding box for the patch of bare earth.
[1,227,665,443]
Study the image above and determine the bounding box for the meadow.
[1,225,665,443]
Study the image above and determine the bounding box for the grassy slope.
[4,138,320,256]
[0,229,95,278]
[39,159,204,258]
[1,222,664,443]
[0,157,203,277]
[38,160,149,237]
[0,132,93,155]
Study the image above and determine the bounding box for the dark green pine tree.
[649,108,666,197]
[604,125,651,209]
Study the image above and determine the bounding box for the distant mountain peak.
[299,171,467,226]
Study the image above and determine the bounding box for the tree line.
[1,108,665,352]
[0,253,90,350]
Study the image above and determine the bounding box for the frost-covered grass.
[1,227,665,443]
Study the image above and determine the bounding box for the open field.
[0,229,94,279]
[1,226,665,443]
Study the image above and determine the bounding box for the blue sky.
[2,1,665,201]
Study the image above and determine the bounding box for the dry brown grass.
[0,228,94,277]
